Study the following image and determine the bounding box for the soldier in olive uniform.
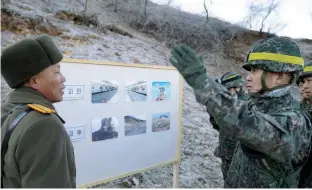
[210,72,248,180]
[295,60,312,188]
[169,37,312,188]
[1,34,76,188]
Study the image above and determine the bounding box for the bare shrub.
[116,1,243,52]
[242,0,286,36]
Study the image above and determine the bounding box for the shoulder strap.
[1,106,32,188]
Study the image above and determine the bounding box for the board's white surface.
[53,60,182,187]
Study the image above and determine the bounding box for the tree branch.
[203,0,209,25]
[259,0,280,35]
[83,0,88,13]
[242,0,283,36]
[114,0,118,12]
[144,0,148,19]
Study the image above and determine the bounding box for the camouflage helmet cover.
[296,60,312,85]
[220,71,244,89]
[242,37,304,73]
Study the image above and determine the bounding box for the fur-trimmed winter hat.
[1,34,63,89]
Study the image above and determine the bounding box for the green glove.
[169,44,208,89]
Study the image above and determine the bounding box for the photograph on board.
[91,117,118,142]
[65,125,86,142]
[152,81,171,101]
[124,114,147,136]
[152,112,171,132]
[91,80,119,103]
[124,80,147,102]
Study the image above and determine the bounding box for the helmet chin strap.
[250,70,290,97]
[259,71,268,94]
[258,71,293,95]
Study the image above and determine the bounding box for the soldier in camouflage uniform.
[210,72,248,180]
[297,61,312,113]
[296,60,312,188]
[169,37,312,188]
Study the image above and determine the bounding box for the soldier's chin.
[247,89,259,95]
[54,94,64,103]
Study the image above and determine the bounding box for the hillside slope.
[1,0,312,188]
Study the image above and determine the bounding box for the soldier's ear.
[275,72,290,85]
[27,75,40,90]
[277,72,283,79]
[280,72,292,84]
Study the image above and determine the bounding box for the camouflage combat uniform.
[301,99,312,113]
[169,37,312,188]
[210,72,248,180]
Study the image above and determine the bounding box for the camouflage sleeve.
[194,76,310,164]
[16,117,73,188]
[209,116,220,131]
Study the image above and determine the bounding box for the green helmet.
[220,72,244,89]
[242,37,304,73]
[296,60,312,85]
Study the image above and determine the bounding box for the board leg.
[172,162,179,188]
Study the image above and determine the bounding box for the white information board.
[53,58,182,188]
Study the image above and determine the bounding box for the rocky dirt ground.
[1,0,311,188]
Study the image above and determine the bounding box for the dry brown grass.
[60,34,100,45]
[105,24,133,38]
[54,10,99,27]
[1,8,64,36]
